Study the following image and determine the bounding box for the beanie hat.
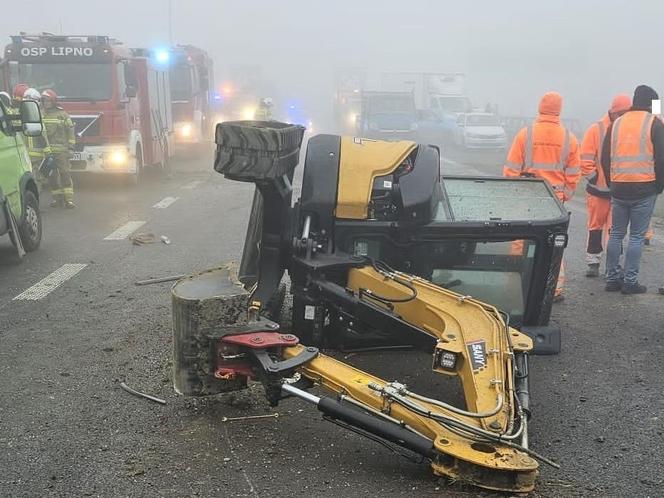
[632,85,658,111]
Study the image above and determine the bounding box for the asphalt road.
[1,143,663,498]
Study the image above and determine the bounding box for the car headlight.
[180,123,193,137]
[243,107,257,120]
[104,149,128,167]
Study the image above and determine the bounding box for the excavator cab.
[172,122,569,492]
[236,133,568,352]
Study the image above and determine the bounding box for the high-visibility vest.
[610,110,656,183]
[522,123,576,199]
[581,118,611,196]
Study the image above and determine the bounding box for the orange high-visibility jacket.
[610,110,656,183]
[580,115,611,197]
[503,115,581,201]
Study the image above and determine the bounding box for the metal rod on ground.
[135,274,187,286]
[120,382,166,405]
[221,413,279,422]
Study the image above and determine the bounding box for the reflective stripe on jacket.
[610,110,656,183]
[42,107,75,152]
[26,133,49,158]
[503,116,581,201]
[580,115,611,197]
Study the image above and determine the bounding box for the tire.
[125,146,143,186]
[160,144,172,176]
[18,190,42,252]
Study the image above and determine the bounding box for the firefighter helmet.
[23,88,41,102]
[41,89,58,102]
[13,83,29,100]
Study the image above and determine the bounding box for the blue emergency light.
[155,49,170,64]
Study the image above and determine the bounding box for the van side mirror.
[125,85,137,99]
[17,100,43,137]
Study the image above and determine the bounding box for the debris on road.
[129,232,156,245]
[119,382,166,405]
[134,274,187,286]
[160,235,171,245]
[221,413,279,423]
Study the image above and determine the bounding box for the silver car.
[454,112,508,150]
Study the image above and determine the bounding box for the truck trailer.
[1,34,173,184]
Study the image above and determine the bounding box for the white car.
[454,113,508,150]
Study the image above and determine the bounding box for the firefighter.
[11,83,29,108]
[7,83,29,126]
[580,94,631,277]
[41,89,76,209]
[504,91,581,301]
[254,97,273,120]
[21,88,50,176]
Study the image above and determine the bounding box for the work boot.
[553,293,564,303]
[645,239,651,246]
[585,264,600,278]
[64,201,76,209]
[621,282,647,295]
[605,281,622,292]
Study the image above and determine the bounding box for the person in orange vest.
[504,91,581,301]
[602,85,664,294]
[580,94,632,277]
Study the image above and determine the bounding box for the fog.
[3,0,664,128]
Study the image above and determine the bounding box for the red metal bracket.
[214,363,255,380]
[221,332,299,349]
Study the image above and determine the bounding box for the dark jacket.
[601,110,664,199]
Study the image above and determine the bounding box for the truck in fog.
[1,34,173,184]
[167,45,214,147]
[358,91,418,141]
[381,71,472,115]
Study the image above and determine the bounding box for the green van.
[0,99,44,256]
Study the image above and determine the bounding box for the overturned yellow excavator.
[172,123,569,492]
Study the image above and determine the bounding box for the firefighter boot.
[50,195,64,208]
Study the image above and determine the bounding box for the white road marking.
[181,180,203,190]
[13,264,87,301]
[153,196,179,209]
[103,221,146,240]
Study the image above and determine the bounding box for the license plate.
[71,152,83,161]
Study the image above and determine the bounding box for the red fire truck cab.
[1,34,173,184]
[167,45,214,147]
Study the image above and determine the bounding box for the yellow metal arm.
[282,264,539,492]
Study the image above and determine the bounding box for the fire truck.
[1,34,173,184]
[166,45,214,147]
